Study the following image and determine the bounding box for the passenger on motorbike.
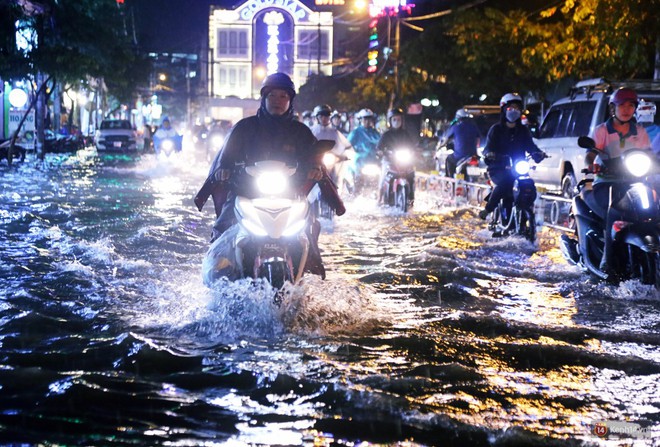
[310,104,354,196]
[585,87,653,276]
[376,108,417,205]
[331,111,347,135]
[348,108,381,184]
[443,109,481,178]
[196,72,344,276]
[479,93,546,220]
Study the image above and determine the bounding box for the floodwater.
[0,149,658,446]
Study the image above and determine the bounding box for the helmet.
[330,110,341,119]
[302,110,313,119]
[455,108,470,119]
[500,92,523,108]
[356,108,375,120]
[609,87,638,107]
[313,104,332,117]
[387,108,404,119]
[260,72,296,99]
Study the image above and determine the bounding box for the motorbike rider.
[376,107,417,204]
[153,116,181,154]
[479,93,546,220]
[195,72,345,276]
[302,110,315,129]
[585,87,652,277]
[442,108,481,177]
[348,108,381,181]
[331,111,347,135]
[311,104,354,195]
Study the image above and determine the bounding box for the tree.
[0,0,151,160]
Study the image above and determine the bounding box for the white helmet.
[455,108,470,119]
[356,108,375,120]
[500,93,523,107]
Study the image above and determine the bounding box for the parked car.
[94,119,141,152]
[531,78,660,197]
[434,105,501,175]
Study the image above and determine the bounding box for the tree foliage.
[0,0,151,104]
[401,0,659,107]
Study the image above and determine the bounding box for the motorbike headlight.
[161,139,174,151]
[362,163,380,177]
[624,151,651,177]
[323,152,338,167]
[256,171,288,195]
[514,159,530,175]
[394,148,412,164]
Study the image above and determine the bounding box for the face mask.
[506,109,521,123]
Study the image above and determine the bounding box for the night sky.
[132,0,482,53]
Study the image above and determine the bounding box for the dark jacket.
[483,121,541,168]
[377,127,416,153]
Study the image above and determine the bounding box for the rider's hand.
[308,166,323,181]
[484,152,496,165]
[532,152,546,163]
[214,168,231,182]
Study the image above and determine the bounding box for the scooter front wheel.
[395,185,410,212]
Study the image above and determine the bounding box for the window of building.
[297,29,329,60]
[217,29,249,58]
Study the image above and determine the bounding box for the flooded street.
[1,149,659,446]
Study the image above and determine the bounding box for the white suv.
[531,78,660,196]
[95,119,141,152]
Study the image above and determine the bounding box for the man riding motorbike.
[376,108,417,206]
[442,108,481,178]
[585,87,653,278]
[194,72,345,278]
[479,93,546,220]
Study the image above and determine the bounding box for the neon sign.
[263,11,284,74]
[369,0,414,17]
[240,0,308,21]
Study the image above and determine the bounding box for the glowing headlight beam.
[624,152,652,178]
[256,171,288,195]
[515,160,530,176]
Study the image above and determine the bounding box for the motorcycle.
[379,147,415,212]
[317,150,351,220]
[484,153,546,243]
[199,140,341,290]
[153,134,183,157]
[352,152,381,198]
[451,154,484,202]
[560,136,660,286]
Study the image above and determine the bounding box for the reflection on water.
[0,151,658,446]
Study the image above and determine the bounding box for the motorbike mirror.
[577,136,596,150]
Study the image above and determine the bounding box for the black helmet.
[313,104,332,117]
[387,108,404,119]
[260,72,296,99]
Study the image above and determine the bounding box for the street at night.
[0,149,658,445]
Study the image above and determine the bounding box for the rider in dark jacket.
[195,73,344,277]
[479,93,545,220]
[376,108,417,204]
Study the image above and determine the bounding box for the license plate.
[113,141,122,148]
[467,166,481,176]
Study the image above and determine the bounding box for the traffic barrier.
[416,173,574,232]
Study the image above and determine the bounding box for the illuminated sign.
[315,0,345,4]
[367,18,378,73]
[369,0,414,17]
[264,11,284,74]
[240,0,309,21]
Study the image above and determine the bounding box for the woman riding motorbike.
[585,87,652,277]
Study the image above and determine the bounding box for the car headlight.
[624,151,652,177]
[514,159,530,175]
[256,171,289,195]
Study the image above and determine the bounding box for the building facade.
[208,0,334,120]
